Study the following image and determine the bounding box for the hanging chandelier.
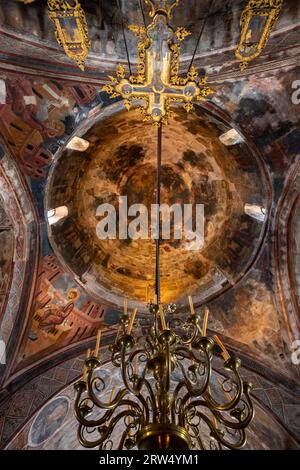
[74,296,254,450]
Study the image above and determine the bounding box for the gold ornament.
[47,0,90,71]
[236,0,284,71]
[102,0,213,126]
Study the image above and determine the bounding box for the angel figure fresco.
[33,287,81,336]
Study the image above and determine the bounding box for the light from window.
[47,206,68,225]
[244,204,266,222]
[66,136,90,152]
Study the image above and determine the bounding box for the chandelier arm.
[176,360,198,389]
[171,382,185,422]
[217,397,254,429]
[74,383,116,428]
[79,397,144,432]
[138,378,158,422]
[121,343,143,396]
[78,406,143,449]
[120,345,152,422]
[172,357,211,416]
[75,399,116,429]
[117,427,135,450]
[174,321,199,345]
[184,397,253,430]
[128,348,150,370]
[87,373,129,410]
[117,431,128,450]
[74,389,143,429]
[111,352,122,367]
[202,367,244,412]
[175,344,203,363]
[189,424,207,450]
[78,423,111,449]
[179,348,212,397]
[77,408,115,430]
[164,339,171,392]
[127,348,158,420]
[187,409,247,450]
[145,333,156,355]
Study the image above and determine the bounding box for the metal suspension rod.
[188,0,216,73]
[139,0,147,28]
[155,124,162,304]
[117,0,132,76]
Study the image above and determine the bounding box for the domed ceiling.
[47,105,268,311]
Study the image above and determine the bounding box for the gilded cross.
[102,1,213,126]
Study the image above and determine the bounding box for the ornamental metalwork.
[74,301,254,450]
[102,0,213,126]
[236,0,284,71]
[47,0,90,70]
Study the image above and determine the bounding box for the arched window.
[47,206,68,225]
[66,136,90,152]
[219,128,244,146]
[244,203,266,222]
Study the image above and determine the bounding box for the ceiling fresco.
[47,106,268,310]
[0,0,299,451]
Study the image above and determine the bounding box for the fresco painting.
[0,203,13,317]
[29,397,69,447]
[21,255,109,363]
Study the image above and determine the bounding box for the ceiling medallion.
[102,0,214,126]
[47,0,90,71]
[236,0,284,71]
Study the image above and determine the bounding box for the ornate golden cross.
[103,0,213,126]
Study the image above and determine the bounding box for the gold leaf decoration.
[47,0,90,71]
[235,0,284,71]
[175,27,192,42]
[103,0,214,125]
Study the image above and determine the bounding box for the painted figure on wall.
[5,77,58,138]
[29,397,69,447]
[34,288,80,334]
[0,202,14,316]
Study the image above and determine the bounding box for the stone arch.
[274,165,300,351]
[0,144,38,388]
[0,196,14,321]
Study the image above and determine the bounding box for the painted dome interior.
[47,107,268,310]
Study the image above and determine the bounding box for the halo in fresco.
[29,396,70,447]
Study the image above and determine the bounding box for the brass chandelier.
[74,297,254,450]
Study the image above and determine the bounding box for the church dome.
[46,105,269,312]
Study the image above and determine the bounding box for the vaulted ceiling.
[0,0,299,450]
